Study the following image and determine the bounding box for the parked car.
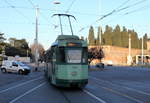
[106,60,113,66]
[96,62,104,68]
[0,60,30,75]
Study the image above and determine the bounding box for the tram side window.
[82,47,88,63]
[57,47,65,63]
[45,50,53,62]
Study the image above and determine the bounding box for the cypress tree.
[143,33,148,49]
[121,26,128,48]
[96,26,102,46]
[112,25,122,46]
[103,25,113,45]
[88,26,95,46]
[129,30,139,49]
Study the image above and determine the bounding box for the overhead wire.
[97,0,147,21]
[26,0,50,24]
[102,2,150,24]
[3,0,32,23]
[0,6,104,16]
[123,3,150,15]
[27,0,36,8]
[78,0,148,32]
[115,0,131,10]
[65,0,77,13]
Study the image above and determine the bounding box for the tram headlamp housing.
[67,43,81,47]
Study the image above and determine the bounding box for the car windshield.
[17,62,26,66]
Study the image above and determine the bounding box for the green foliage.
[8,38,29,49]
[112,25,122,46]
[88,26,95,46]
[0,33,6,43]
[95,26,102,45]
[143,33,148,49]
[103,25,113,45]
[0,33,31,57]
[88,47,104,64]
[0,33,6,53]
[87,24,149,49]
[121,26,128,48]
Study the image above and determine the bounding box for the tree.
[0,33,6,53]
[3,38,30,57]
[5,44,31,57]
[143,33,148,49]
[30,43,45,62]
[128,30,140,49]
[121,26,128,48]
[132,31,139,49]
[112,25,122,46]
[8,38,16,46]
[88,26,95,46]
[8,38,29,49]
[0,33,6,43]
[88,47,104,64]
[103,25,113,45]
[96,26,102,46]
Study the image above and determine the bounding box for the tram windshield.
[66,50,82,63]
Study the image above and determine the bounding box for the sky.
[0,0,150,49]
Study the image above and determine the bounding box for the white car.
[0,60,30,75]
[106,61,113,66]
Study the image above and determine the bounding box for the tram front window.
[66,50,82,63]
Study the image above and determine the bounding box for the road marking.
[90,76,150,96]
[9,82,46,103]
[101,86,143,103]
[0,76,43,94]
[90,77,144,103]
[83,90,106,103]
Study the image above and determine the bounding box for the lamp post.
[53,1,61,4]
[127,33,132,65]
[35,6,39,71]
[141,36,144,65]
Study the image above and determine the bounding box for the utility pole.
[127,33,132,65]
[99,26,102,45]
[35,6,39,71]
[141,36,144,65]
[98,0,102,45]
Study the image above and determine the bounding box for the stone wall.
[89,45,150,65]
[147,41,150,51]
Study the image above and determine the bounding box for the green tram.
[44,35,88,88]
[44,14,88,88]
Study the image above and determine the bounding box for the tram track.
[59,89,72,103]
[0,76,45,103]
[90,76,150,96]
[0,76,43,94]
[89,76,150,103]
[55,85,108,103]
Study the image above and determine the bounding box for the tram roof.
[56,35,79,41]
[50,35,87,47]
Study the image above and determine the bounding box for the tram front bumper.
[55,79,88,87]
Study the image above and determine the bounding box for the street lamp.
[141,36,144,65]
[53,1,61,4]
[127,33,132,65]
[34,6,39,71]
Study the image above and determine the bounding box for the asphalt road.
[0,65,150,103]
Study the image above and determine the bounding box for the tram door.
[51,52,56,83]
